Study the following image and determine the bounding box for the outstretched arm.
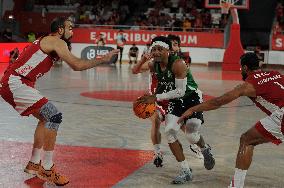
[47,37,119,71]
[177,82,256,123]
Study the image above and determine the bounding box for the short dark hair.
[240,52,260,70]
[50,17,70,33]
[167,34,181,46]
[151,36,172,50]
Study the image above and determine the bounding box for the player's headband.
[150,41,170,51]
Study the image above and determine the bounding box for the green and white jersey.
[154,55,198,100]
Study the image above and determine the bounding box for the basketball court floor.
[0,63,283,188]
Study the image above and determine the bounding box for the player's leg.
[32,102,69,186]
[165,114,193,184]
[119,47,123,64]
[229,111,283,188]
[24,120,45,175]
[128,53,132,64]
[180,125,203,160]
[13,83,68,185]
[150,111,163,167]
[134,54,138,64]
[184,118,215,170]
[229,125,269,188]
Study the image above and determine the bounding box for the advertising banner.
[72,28,224,48]
[0,43,30,63]
[271,35,284,51]
[81,45,117,64]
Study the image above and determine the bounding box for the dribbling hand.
[137,94,156,104]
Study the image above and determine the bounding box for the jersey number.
[274,82,284,89]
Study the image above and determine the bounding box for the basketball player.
[132,36,203,168]
[0,17,118,186]
[178,53,284,188]
[167,35,202,158]
[138,36,215,184]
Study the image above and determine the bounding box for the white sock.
[179,160,190,170]
[42,151,54,170]
[231,168,247,188]
[30,148,42,164]
[153,144,161,154]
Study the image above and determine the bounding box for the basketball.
[133,97,156,119]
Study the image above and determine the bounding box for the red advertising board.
[71,29,224,48]
[271,35,284,51]
[0,43,30,63]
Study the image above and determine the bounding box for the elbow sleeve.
[156,77,187,101]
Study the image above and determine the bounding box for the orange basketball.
[133,97,156,119]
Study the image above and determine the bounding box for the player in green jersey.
[139,36,215,184]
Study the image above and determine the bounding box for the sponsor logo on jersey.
[16,65,33,75]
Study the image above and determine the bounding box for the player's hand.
[137,94,156,104]
[141,52,153,63]
[177,109,194,124]
[100,49,120,63]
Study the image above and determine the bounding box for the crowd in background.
[273,1,284,35]
[1,0,284,42]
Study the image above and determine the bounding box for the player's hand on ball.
[137,94,156,104]
[177,109,194,124]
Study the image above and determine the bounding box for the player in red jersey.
[178,52,284,188]
[0,17,118,186]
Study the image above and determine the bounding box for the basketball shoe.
[153,152,163,167]
[24,161,40,175]
[172,168,193,184]
[189,144,204,160]
[202,144,215,170]
[37,164,69,186]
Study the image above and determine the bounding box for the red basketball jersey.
[149,73,158,94]
[246,70,284,115]
[3,38,59,84]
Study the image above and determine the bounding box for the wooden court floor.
[0,63,283,188]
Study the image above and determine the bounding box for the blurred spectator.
[27,32,36,42]
[142,43,151,56]
[276,2,284,24]
[183,18,191,31]
[211,9,221,28]
[41,5,48,24]
[95,33,106,46]
[273,21,283,36]
[68,13,76,24]
[9,48,19,64]
[2,28,13,42]
[128,43,139,64]
[194,13,203,30]
[25,0,35,11]
[170,0,179,13]
[116,30,126,65]
[254,46,264,64]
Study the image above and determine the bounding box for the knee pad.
[165,114,181,143]
[165,129,178,143]
[186,132,201,144]
[184,118,202,144]
[40,102,62,131]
